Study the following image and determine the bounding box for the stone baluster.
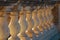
[44,6,51,30]
[41,7,48,31]
[32,6,39,36]
[0,6,10,40]
[0,12,10,40]
[45,6,57,39]
[8,12,19,40]
[48,6,54,28]
[17,7,27,40]
[45,6,54,30]
[25,6,33,40]
[37,8,44,34]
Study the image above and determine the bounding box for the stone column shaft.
[8,12,19,40]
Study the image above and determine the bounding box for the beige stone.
[18,10,27,40]
[8,12,19,40]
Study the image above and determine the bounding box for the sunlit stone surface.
[18,6,27,40]
[32,6,39,36]
[8,12,19,40]
[0,12,10,40]
[0,3,59,40]
[25,6,33,39]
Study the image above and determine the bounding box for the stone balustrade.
[0,5,58,40]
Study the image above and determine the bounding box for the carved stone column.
[37,8,44,33]
[32,8,39,36]
[0,12,10,40]
[25,7,33,39]
[41,8,48,31]
[8,12,19,40]
[18,9,27,40]
[45,6,54,30]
